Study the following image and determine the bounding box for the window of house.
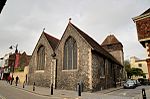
[107,45,112,49]
[63,37,77,70]
[138,63,142,67]
[100,58,105,78]
[108,62,112,76]
[37,45,45,70]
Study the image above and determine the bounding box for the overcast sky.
[0,0,150,60]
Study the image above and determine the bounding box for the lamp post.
[9,44,18,54]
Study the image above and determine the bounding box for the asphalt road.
[1,80,150,99]
[107,85,150,98]
[0,81,58,99]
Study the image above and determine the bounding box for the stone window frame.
[107,60,112,76]
[36,45,45,71]
[62,36,78,71]
[110,63,114,76]
[100,58,105,78]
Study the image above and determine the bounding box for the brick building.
[133,8,150,79]
[28,21,124,91]
[9,52,31,72]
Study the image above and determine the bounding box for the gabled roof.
[133,8,150,22]
[69,22,122,66]
[43,32,60,50]
[101,34,122,46]
[140,8,150,16]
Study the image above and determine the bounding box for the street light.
[9,44,18,54]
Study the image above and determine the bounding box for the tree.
[124,60,132,78]
[124,60,146,79]
[130,68,145,77]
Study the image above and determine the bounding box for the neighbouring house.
[8,51,31,72]
[28,21,124,92]
[130,56,149,79]
[132,8,150,79]
[8,51,31,83]
[0,53,11,80]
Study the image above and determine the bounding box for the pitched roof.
[69,22,122,66]
[132,8,150,22]
[43,32,60,50]
[140,8,150,16]
[101,34,122,46]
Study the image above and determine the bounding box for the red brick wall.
[136,17,150,41]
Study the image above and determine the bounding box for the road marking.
[122,93,126,95]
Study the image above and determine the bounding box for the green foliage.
[124,60,145,78]
[124,60,132,78]
[14,66,24,72]
[130,68,144,77]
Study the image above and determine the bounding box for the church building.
[28,21,124,91]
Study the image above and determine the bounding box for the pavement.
[1,80,149,99]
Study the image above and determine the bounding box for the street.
[1,80,150,99]
[106,85,150,98]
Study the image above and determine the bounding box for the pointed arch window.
[63,37,77,70]
[37,45,45,70]
[100,58,105,78]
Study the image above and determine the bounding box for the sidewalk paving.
[1,81,146,99]
[12,83,131,99]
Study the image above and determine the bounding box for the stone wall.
[91,52,116,91]
[102,44,124,65]
[56,24,92,91]
[28,33,54,87]
[102,44,123,52]
[91,52,105,91]
[109,50,124,65]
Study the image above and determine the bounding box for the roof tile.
[43,32,60,50]
[101,35,121,46]
[69,22,122,65]
[140,8,150,16]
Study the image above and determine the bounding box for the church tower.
[133,8,150,79]
[101,34,124,65]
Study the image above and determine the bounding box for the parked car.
[133,79,141,87]
[123,79,136,89]
[138,78,150,85]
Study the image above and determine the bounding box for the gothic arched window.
[63,37,77,70]
[100,58,105,78]
[37,45,45,70]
